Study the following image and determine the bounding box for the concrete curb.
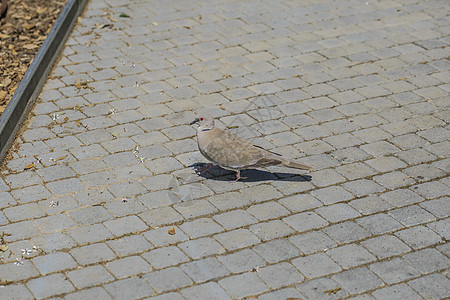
[0,0,88,162]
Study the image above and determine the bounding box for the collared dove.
[190,113,313,181]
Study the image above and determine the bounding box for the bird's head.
[190,113,215,130]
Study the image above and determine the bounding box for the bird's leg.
[195,163,214,175]
[232,170,247,182]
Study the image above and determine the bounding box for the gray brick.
[412,181,450,199]
[139,206,184,228]
[370,258,420,284]
[372,284,422,300]
[178,237,226,259]
[104,277,155,299]
[310,186,354,205]
[362,235,411,259]
[292,253,342,278]
[0,261,39,282]
[4,203,46,222]
[246,201,290,220]
[403,248,450,274]
[407,273,450,300]
[213,209,258,230]
[342,179,386,197]
[297,277,349,300]
[283,212,328,232]
[427,218,450,240]
[219,273,268,299]
[104,215,148,236]
[67,265,115,289]
[181,257,230,283]
[240,184,282,203]
[32,232,76,252]
[138,190,180,209]
[142,246,190,269]
[380,189,424,207]
[249,219,295,241]
[143,226,188,247]
[69,223,113,244]
[358,212,404,234]
[69,206,113,226]
[27,274,74,299]
[32,252,77,275]
[107,234,153,257]
[5,171,43,189]
[46,178,85,195]
[65,287,113,300]
[323,221,370,244]
[217,248,266,273]
[315,203,361,223]
[179,217,224,239]
[332,267,383,295]
[0,284,34,300]
[106,256,151,278]
[34,214,77,233]
[278,194,322,212]
[253,239,300,263]
[181,282,230,300]
[389,205,436,226]
[70,243,116,265]
[327,244,376,269]
[258,288,304,300]
[144,267,193,293]
[395,225,443,249]
[214,228,260,251]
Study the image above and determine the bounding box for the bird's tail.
[280,159,314,171]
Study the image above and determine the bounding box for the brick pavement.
[0,0,449,299]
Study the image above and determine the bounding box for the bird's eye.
[200,118,203,121]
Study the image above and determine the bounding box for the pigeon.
[190,113,313,181]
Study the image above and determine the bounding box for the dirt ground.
[0,0,67,115]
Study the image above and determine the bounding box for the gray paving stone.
[32,252,77,275]
[181,282,231,300]
[249,219,295,241]
[0,261,40,282]
[332,267,383,295]
[104,277,155,299]
[315,203,361,223]
[32,232,76,252]
[70,243,116,265]
[104,215,148,236]
[65,287,113,300]
[380,189,424,207]
[253,239,301,263]
[213,209,258,230]
[106,234,153,257]
[323,221,370,244]
[407,273,450,300]
[297,277,349,300]
[362,235,411,259]
[258,262,304,289]
[0,284,34,300]
[179,237,226,260]
[342,179,386,197]
[139,206,184,228]
[395,225,443,250]
[372,284,422,300]
[143,226,188,247]
[26,275,72,300]
[69,223,114,245]
[219,272,268,299]
[278,193,322,212]
[310,186,354,205]
[69,206,113,226]
[283,206,329,230]
[356,213,404,235]
[142,246,190,269]
[181,257,230,283]
[389,205,436,226]
[67,265,115,289]
[144,267,193,293]
[214,228,260,251]
[370,258,421,284]
[179,217,224,239]
[4,203,46,222]
[403,248,450,274]
[106,255,152,278]
[327,244,376,269]
[292,252,342,279]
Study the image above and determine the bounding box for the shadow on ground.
[190,163,312,182]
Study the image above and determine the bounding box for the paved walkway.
[1,0,449,299]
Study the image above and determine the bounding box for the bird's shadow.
[190,163,312,182]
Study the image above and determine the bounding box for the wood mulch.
[0,0,67,115]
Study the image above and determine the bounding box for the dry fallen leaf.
[0,244,8,252]
[24,162,34,170]
[152,21,159,26]
[36,7,48,14]
[55,155,67,161]
[183,26,191,29]
[168,227,176,235]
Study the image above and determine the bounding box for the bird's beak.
[190,118,200,125]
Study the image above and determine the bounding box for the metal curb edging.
[0,0,88,162]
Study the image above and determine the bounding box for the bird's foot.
[231,170,247,182]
